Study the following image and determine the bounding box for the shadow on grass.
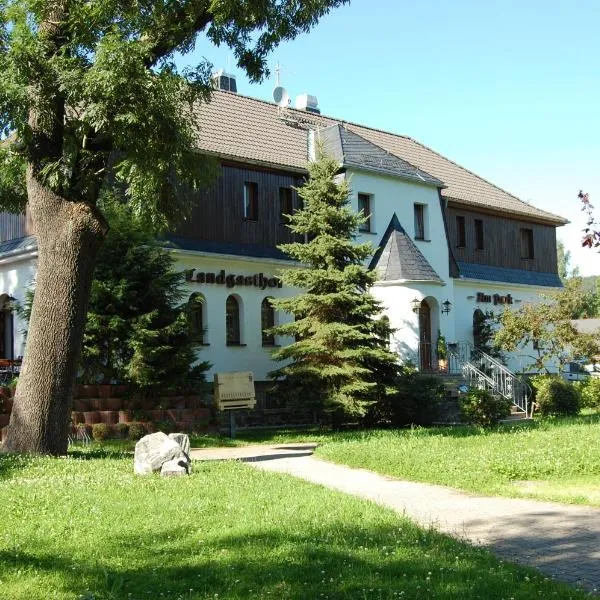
[0,520,584,600]
[191,423,540,448]
[0,453,34,480]
[68,447,132,460]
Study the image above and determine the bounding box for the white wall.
[373,281,455,365]
[0,254,37,358]
[453,279,559,373]
[0,250,297,381]
[347,170,450,281]
[174,252,297,381]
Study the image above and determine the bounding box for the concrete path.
[191,444,600,594]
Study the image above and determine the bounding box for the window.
[243,182,258,221]
[261,297,276,346]
[188,293,206,344]
[279,187,293,223]
[414,204,425,240]
[474,219,484,250]
[358,193,372,232]
[520,228,534,259]
[226,295,241,344]
[456,215,466,248]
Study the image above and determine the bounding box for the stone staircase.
[444,341,532,420]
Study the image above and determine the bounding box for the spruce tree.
[270,150,399,419]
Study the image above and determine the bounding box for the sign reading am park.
[184,269,282,290]
[476,292,513,305]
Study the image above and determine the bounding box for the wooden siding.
[174,164,303,248]
[447,206,558,273]
[0,211,29,243]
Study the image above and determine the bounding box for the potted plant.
[436,331,448,372]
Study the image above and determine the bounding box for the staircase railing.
[447,341,531,416]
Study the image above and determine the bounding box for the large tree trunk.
[2,168,106,455]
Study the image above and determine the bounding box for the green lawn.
[312,416,600,506]
[0,448,587,600]
[189,415,600,506]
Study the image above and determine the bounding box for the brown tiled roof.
[193,91,567,226]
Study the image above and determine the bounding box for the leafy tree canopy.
[0,0,349,228]
[495,278,600,372]
[0,0,349,454]
[579,191,600,250]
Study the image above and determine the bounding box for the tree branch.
[142,1,213,67]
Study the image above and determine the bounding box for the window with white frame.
[414,203,427,240]
[358,193,372,232]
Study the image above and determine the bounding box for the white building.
[0,86,567,405]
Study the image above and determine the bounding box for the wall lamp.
[441,299,452,315]
[410,298,421,313]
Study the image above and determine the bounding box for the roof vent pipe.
[307,129,316,161]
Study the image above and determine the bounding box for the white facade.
[349,170,449,281]
[175,250,295,380]
[0,249,37,360]
[0,167,560,381]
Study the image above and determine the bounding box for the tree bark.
[2,168,106,455]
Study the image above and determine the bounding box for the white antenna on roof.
[275,62,282,86]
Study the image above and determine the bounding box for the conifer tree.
[20,200,209,396]
[270,150,399,419]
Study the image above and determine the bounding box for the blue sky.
[185,0,600,276]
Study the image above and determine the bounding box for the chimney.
[211,69,237,93]
[295,93,320,114]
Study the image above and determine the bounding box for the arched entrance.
[473,308,485,350]
[418,299,432,371]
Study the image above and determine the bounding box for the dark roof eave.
[198,148,308,175]
[444,197,568,226]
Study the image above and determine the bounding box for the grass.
[0,447,588,599]
[311,415,600,506]
[187,415,600,506]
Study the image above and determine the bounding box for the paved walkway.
[191,444,600,594]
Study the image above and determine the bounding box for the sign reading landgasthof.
[185,269,282,290]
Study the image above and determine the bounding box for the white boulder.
[134,432,186,475]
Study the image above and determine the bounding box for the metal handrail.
[447,341,531,417]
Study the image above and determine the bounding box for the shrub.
[114,422,129,438]
[91,422,110,441]
[156,420,177,434]
[460,389,511,427]
[534,376,581,417]
[366,367,446,427]
[574,377,600,410]
[128,422,146,440]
